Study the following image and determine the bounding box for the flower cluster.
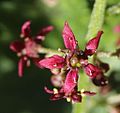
[10,21,109,103]
[38,22,108,103]
[10,21,53,77]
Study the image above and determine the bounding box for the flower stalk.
[38,47,63,57]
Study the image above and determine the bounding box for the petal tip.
[64,21,69,25]
[97,30,104,36]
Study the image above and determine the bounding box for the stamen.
[81,89,85,93]
[72,100,75,104]
[81,89,85,97]
[58,48,68,54]
[24,37,29,42]
[105,81,108,84]
[20,34,24,38]
[58,48,62,52]
[24,56,27,61]
[17,52,22,57]
[101,81,105,85]
[66,97,71,102]
[22,49,26,55]
[27,60,30,67]
[53,88,58,94]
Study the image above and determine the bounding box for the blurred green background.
[0,0,120,113]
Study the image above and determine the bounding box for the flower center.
[70,55,81,68]
[64,50,88,69]
[21,39,39,58]
[69,50,87,68]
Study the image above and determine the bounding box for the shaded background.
[0,0,120,113]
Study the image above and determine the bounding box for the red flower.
[44,86,96,103]
[83,63,101,78]
[39,21,103,102]
[10,21,53,77]
[92,58,109,86]
[92,72,108,86]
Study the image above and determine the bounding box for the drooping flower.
[39,21,104,102]
[10,21,53,77]
[92,58,109,86]
[44,86,96,103]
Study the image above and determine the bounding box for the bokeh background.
[0,0,120,113]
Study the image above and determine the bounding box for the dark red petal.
[21,21,31,38]
[44,87,64,101]
[84,63,101,78]
[50,93,64,101]
[44,87,54,94]
[62,21,77,51]
[92,74,108,86]
[85,31,103,56]
[39,26,54,36]
[72,94,82,103]
[35,26,54,41]
[98,61,110,73]
[18,57,27,77]
[39,55,65,69]
[10,41,25,53]
[83,91,96,96]
[63,69,78,94]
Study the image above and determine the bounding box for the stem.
[86,0,107,40]
[38,47,63,57]
[38,48,113,58]
[73,0,107,113]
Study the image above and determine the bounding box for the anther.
[24,56,27,60]
[105,81,108,84]
[20,34,24,38]
[27,60,30,67]
[17,52,22,57]
[53,88,58,94]
[24,37,29,42]
[66,97,71,102]
[58,48,61,52]
[101,81,105,85]
[81,89,85,97]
